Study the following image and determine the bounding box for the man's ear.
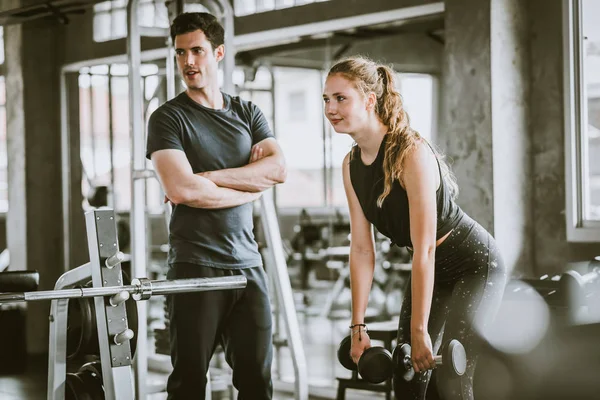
[215,44,225,62]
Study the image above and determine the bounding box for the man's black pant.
[165,263,273,400]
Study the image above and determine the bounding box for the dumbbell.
[337,335,394,384]
[65,360,104,400]
[393,339,467,382]
[560,270,599,292]
[560,263,600,310]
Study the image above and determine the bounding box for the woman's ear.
[366,92,377,110]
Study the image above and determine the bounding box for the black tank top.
[349,135,464,248]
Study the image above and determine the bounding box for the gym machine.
[0,209,246,400]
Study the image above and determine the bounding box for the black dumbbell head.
[79,360,103,380]
[393,343,415,382]
[358,347,393,384]
[337,336,357,371]
[561,270,585,291]
[445,339,467,376]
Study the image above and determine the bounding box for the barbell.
[0,275,247,304]
[66,274,139,360]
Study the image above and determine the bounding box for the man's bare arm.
[200,138,287,192]
[151,149,260,209]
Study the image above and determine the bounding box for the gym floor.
[0,282,386,400]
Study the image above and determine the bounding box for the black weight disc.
[67,272,138,360]
[67,290,97,360]
[65,373,88,400]
[358,347,393,383]
[337,336,357,371]
[78,361,104,400]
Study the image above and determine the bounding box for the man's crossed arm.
[199,137,286,192]
[151,137,286,209]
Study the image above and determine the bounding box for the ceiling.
[235,13,444,67]
[0,0,106,25]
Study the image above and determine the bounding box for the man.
[146,12,286,399]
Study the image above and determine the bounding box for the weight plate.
[358,347,393,383]
[447,339,467,376]
[337,335,357,371]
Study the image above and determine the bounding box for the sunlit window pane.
[583,0,600,220]
[275,67,326,207]
[93,0,169,42]
[398,74,434,142]
[235,0,330,16]
[0,77,7,212]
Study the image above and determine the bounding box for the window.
[0,26,6,212]
[79,63,162,212]
[93,0,170,42]
[0,76,6,213]
[238,66,275,130]
[288,91,306,121]
[0,27,4,65]
[564,0,600,241]
[234,0,330,16]
[274,67,326,208]
[397,73,435,142]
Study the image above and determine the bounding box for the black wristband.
[350,323,367,341]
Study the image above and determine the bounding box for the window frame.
[563,0,600,242]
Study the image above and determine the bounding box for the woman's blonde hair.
[327,56,458,207]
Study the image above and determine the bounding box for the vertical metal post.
[47,263,93,400]
[164,37,176,231]
[47,300,69,400]
[60,70,71,273]
[260,190,308,400]
[321,75,329,207]
[86,209,135,400]
[323,39,333,208]
[176,0,184,16]
[127,1,149,398]
[264,66,283,376]
[88,71,97,180]
[165,46,176,100]
[108,66,117,208]
[268,66,277,204]
[216,0,235,94]
[265,249,282,380]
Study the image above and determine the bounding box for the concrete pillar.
[4,15,66,354]
[528,0,567,275]
[490,0,532,275]
[441,0,532,275]
[528,0,599,275]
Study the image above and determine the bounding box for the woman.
[322,57,507,399]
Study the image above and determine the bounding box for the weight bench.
[0,270,39,375]
[0,271,40,293]
[336,320,398,400]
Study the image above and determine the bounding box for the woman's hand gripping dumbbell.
[337,326,394,384]
[393,339,468,382]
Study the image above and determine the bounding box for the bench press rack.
[0,209,246,400]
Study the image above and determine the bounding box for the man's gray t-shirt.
[146,92,273,269]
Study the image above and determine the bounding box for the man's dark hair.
[170,12,225,51]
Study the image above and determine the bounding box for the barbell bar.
[0,275,247,303]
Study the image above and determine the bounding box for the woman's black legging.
[393,214,508,400]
